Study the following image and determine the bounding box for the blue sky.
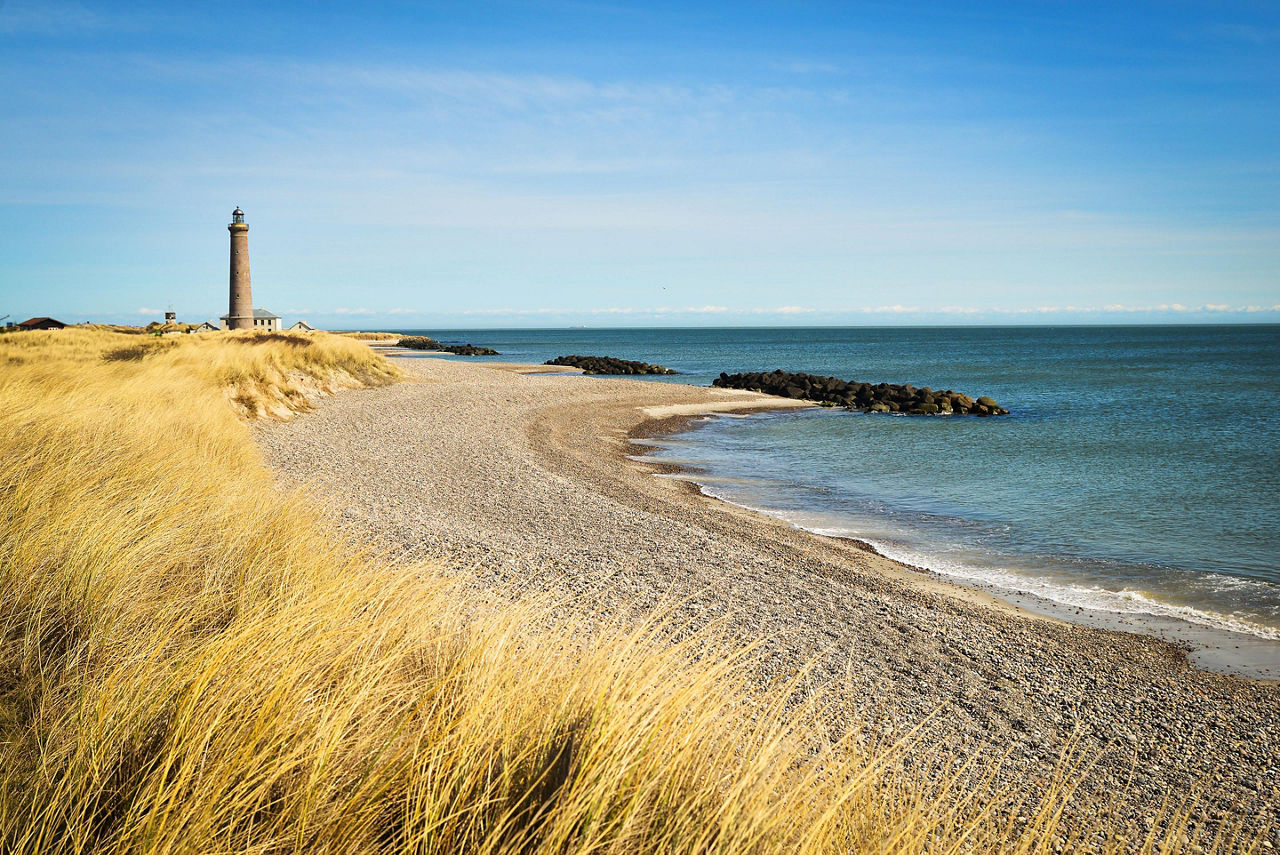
[1,0,1277,328]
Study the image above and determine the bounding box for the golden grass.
[0,329,1237,853]
[336,331,400,341]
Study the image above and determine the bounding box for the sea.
[389,326,1280,677]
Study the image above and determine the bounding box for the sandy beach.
[255,350,1280,840]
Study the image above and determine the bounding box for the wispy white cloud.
[837,303,1280,316]
[1205,23,1280,45]
[444,305,731,317]
[0,1,100,34]
[863,305,921,314]
[1069,302,1280,314]
[139,58,724,119]
[332,307,377,315]
[773,60,845,75]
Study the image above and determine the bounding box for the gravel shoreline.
[255,353,1280,844]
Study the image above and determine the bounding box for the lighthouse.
[226,207,253,330]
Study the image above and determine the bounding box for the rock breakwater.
[546,355,678,375]
[440,344,499,355]
[713,370,1008,415]
[396,337,499,356]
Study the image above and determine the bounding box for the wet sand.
[255,351,1280,842]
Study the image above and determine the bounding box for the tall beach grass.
[336,331,401,341]
[0,329,1231,852]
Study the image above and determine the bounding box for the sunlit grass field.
[0,329,1228,853]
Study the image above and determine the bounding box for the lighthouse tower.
[226,207,253,330]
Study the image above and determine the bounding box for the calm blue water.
[395,326,1280,641]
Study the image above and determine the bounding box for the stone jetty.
[396,337,499,356]
[546,355,678,375]
[439,344,498,355]
[712,370,1008,415]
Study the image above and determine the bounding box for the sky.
[1,0,1278,328]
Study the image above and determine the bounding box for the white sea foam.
[688,481,1280,643]
[863,538,1280,642]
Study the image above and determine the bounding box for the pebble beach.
[255,349,1280,843]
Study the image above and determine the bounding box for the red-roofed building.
[16,317,66,331]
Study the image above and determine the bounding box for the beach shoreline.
[256,351,1280,838]
[599,365,1277,681]
[627,406,1280,683]
[621,400,1047,623]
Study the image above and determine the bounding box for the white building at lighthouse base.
[220,308,282,331]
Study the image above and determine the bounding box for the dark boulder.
[545,355,678,375]
[975,396,1009,415]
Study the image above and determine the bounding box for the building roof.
[220,308,280,320]
[17,317,66,328]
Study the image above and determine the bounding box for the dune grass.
[336,331,401,341]
[0,329,1234,853]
